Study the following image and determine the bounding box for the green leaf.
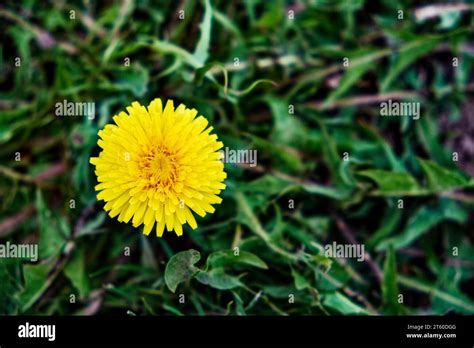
[241,175,296,195]
[150,39,202,68]
[235,191,299,262]
[241,174,349,200]
[302,183,351,200]
[111,63,149,97]
[0,260,19,314]
[196,268,242,290]
[357,169,421,195]
[193,0,213,64]
[418,158,470,191]
[432,266,474,314]
[77,212,107,237]
[323,292,369,315]
[266,97,307,147]
[207,250,268,270]
[64,247,90,298]
[19,263,51,312]
[325,61,372,104]
[36,189,66,259]
[381,244,403,314]
[291,269,311,291]
[357,160,473,197]
[232,291,247,315]
[249,135,305,174]
[367,207,402,248]
[359,121,406,171]
[399,275,474,314]
[416,115,452,166]
[377,199,467,250]
[163,303,184,316]
[256,1,284,28]
[381,39,439,91]
[319,122,342,182]
[164,249,201,293]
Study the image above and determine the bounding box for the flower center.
[139,146,178,188]
[152,153,174,181]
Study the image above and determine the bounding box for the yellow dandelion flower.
[90,98,227,237]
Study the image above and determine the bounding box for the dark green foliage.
[1,0,474,315]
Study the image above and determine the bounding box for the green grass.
[1,0,474,316]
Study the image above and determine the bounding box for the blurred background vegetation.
[1,0,474,315]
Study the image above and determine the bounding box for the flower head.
[90,99,226,237]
